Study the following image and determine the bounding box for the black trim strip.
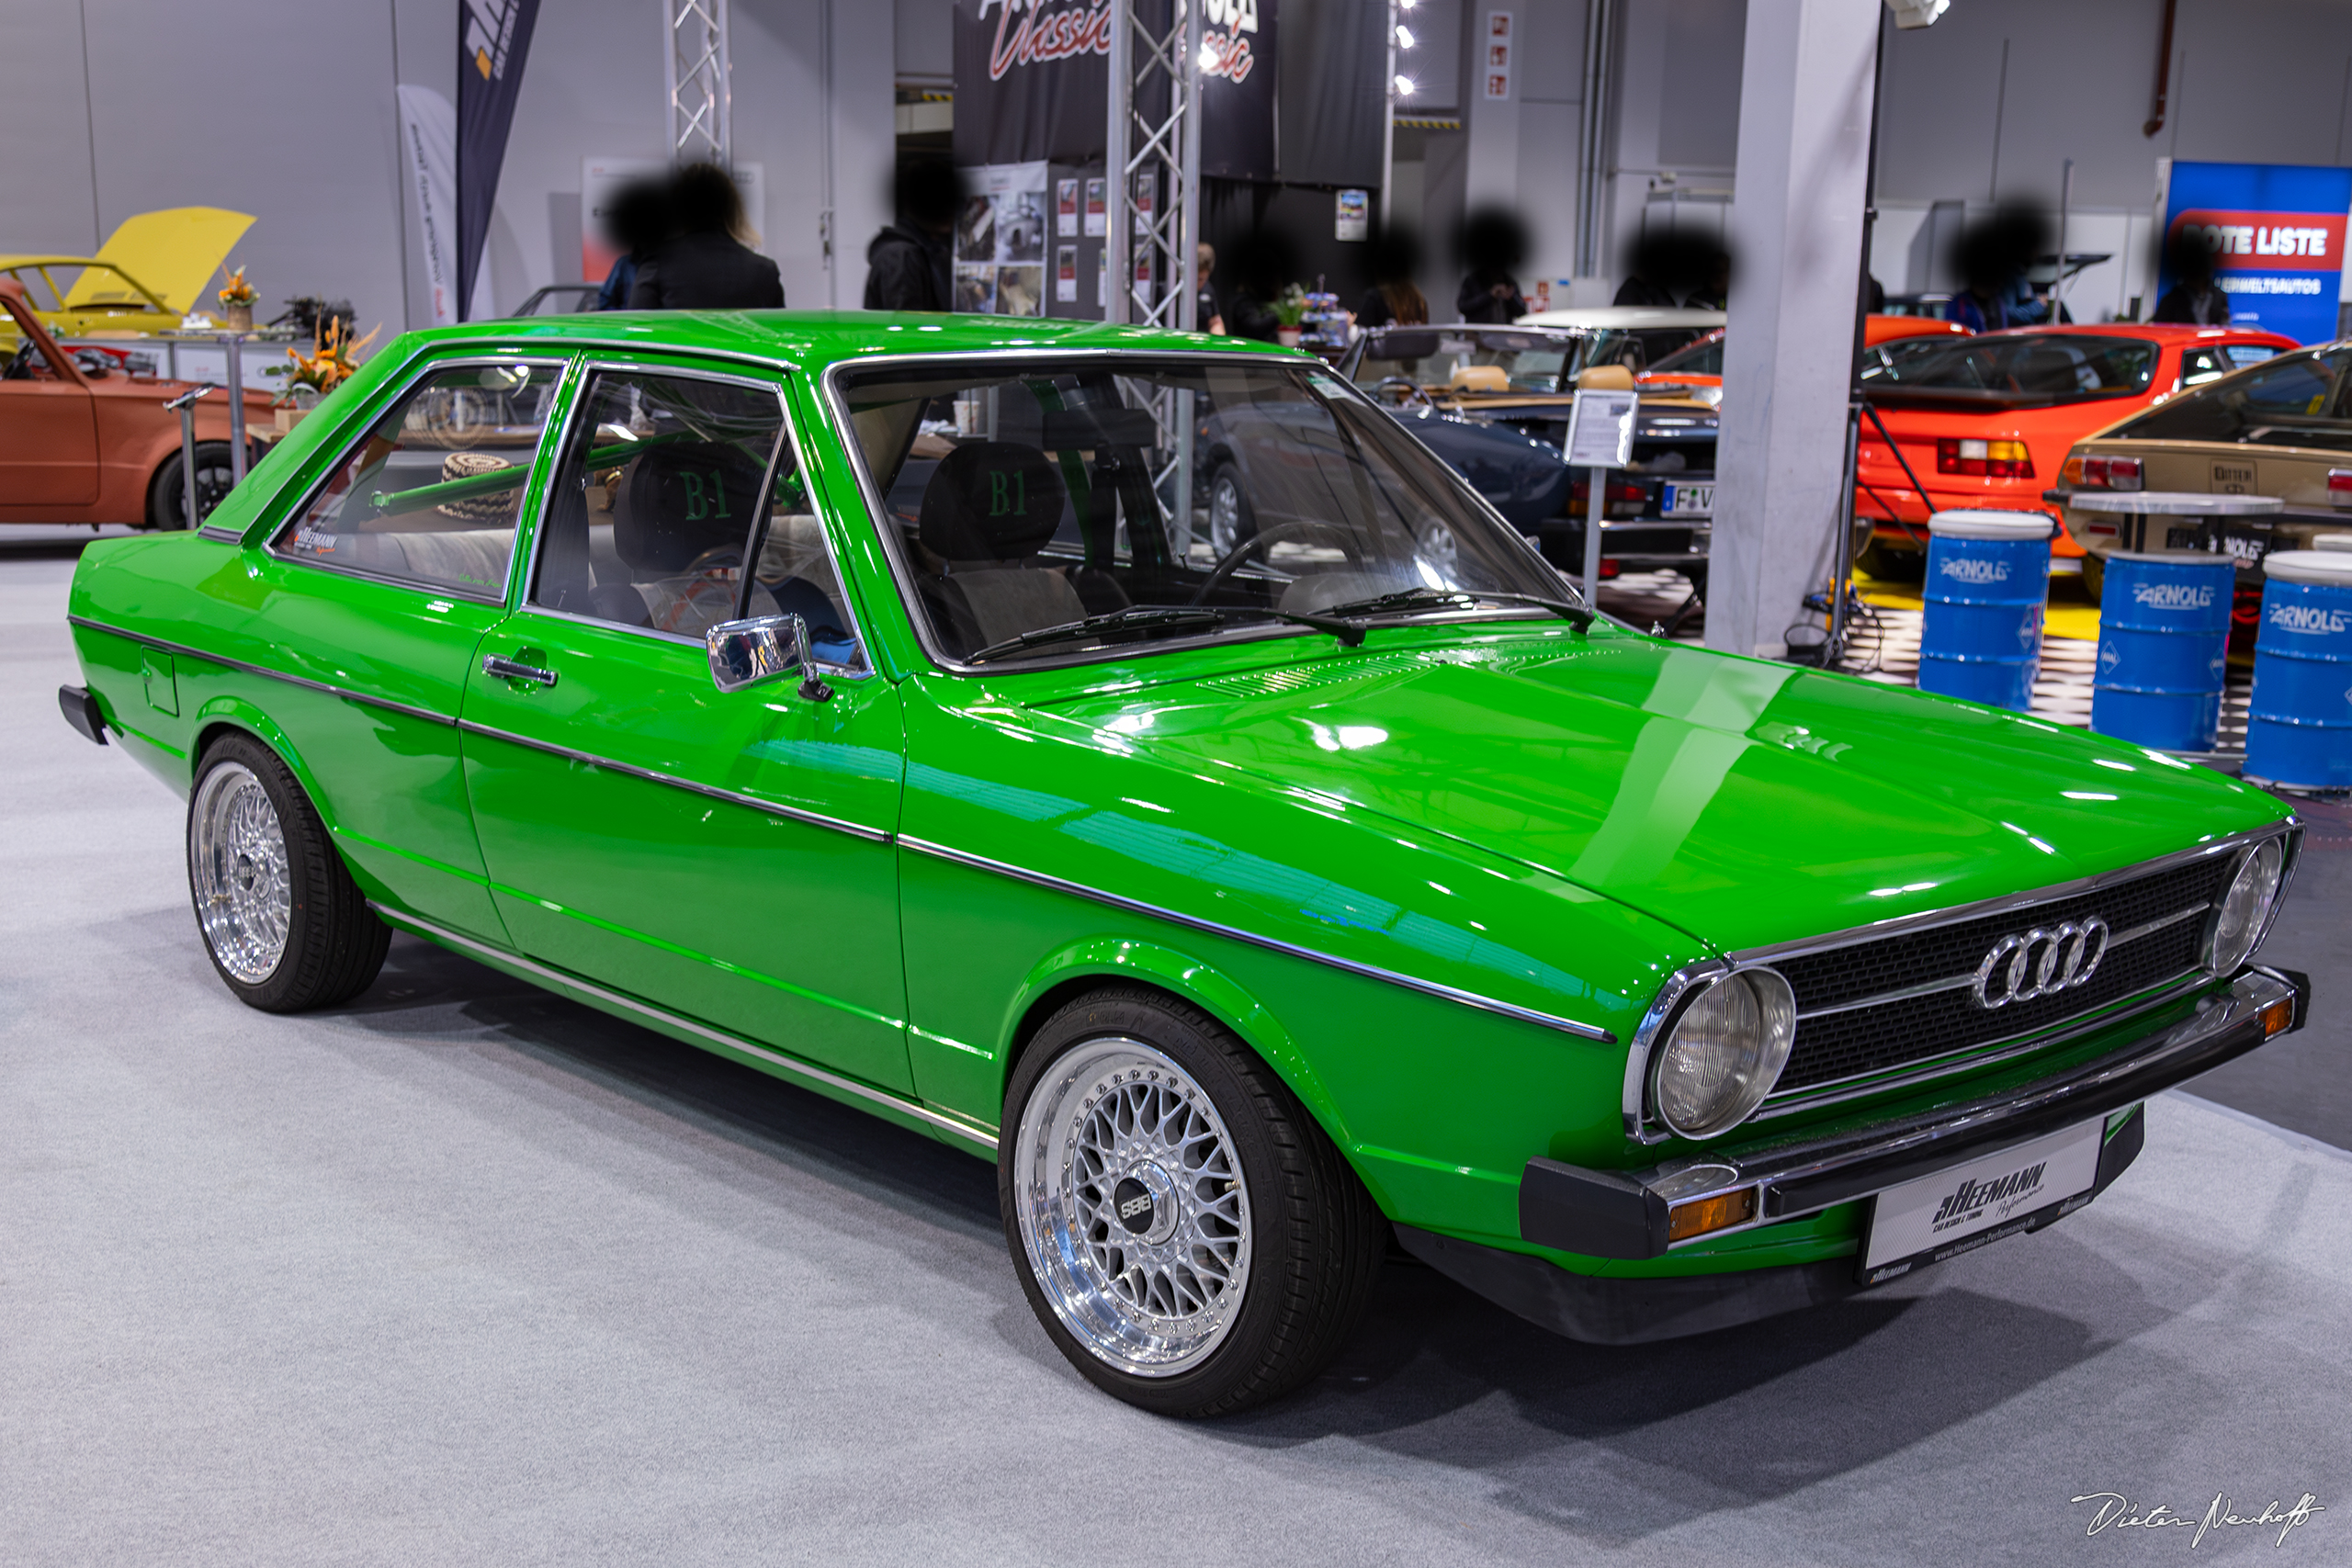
[65,615,454,728]
[456,719,892,843]
[897,834,1619,1045]
[369,903,997,1151]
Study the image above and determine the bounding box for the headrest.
[1449,365,1510,392]
[919,441,1068,561]
[616,442,766,573]
[1575,365,1636,391]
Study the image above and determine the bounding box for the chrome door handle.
[482,654,558,687]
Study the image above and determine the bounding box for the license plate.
[1662,482,1713,518]
[1859,1117,2104,1283]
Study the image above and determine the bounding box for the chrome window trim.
[898,834,1618,1044]
[518,355,875,679]
[65,615,455,728]
[454,718,892,844]
[817,346,1584,680]
[1623,819,2300,1143]
[264,352,577,608]
[368,902,996,1151]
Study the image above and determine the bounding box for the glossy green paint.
[66,310,2294,1288]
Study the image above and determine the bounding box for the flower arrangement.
[1271,283,1310,328]
[216,265,258,310]
[269,315,379,403]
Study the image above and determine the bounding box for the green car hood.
[1032,630,2287,954]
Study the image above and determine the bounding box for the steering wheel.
[1372,376,1434,411]
[1,343,35,381]
[1187,517,1359,606]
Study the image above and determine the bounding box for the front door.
[459,363,911,1091]
[0,293,97,505]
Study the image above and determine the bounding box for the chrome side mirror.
[707,613,833,702]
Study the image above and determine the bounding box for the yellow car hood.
[62,208,254,315]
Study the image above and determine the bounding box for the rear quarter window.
[2115,347,2352,451]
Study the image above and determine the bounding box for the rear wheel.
[1001,987,1384,1417]
[148,441,239,531]
[188,733,388,1011]
[1854,536,1926,582]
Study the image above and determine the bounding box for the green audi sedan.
[59,311,2307,1416]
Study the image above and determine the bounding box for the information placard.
[1563,389,1637,468]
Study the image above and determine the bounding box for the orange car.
[0,278,274,531]
[1637,313,1970,395]
[1851,322,2296,573]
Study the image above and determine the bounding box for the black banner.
[456,0,541,321]
[953,0,1274,181]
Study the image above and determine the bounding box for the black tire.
[1001,986,1385,1417]
[147,441,239,531]
[1854,536,1926,582]
[187,732,389,1011]
[2080,552,2104,605]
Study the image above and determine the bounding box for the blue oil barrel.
[1917,510,2052,711]
[2245,549,2352,789]
[2090,552,2237,751]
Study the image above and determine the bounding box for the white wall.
[0,0,899,341]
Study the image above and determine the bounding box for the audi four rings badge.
[1971,919,2111,1009]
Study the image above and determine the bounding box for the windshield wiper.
[1315,585,1595,633]
[1232,607,1369,647]
[966,606,1227,664]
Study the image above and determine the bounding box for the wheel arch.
[995,935,1357,1160]
[189,700,335,828]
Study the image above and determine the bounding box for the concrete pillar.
[1706,0,1878,660]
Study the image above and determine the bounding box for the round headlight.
[1651,968,1797,1140]
[2206,838,2285,976]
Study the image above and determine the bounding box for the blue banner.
[2158,161,2352,344]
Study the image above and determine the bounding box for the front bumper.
[1397,967,2305,1345]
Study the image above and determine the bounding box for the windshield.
[2108,346,2352,451]
[1351,330,1582,395]
[1859,333,2159,400]
[1645,333,1724,377]
[835,355,1575,666]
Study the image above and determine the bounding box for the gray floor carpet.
[5,541,2346,1565]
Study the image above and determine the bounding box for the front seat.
[917,441,1086,654]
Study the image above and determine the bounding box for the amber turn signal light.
[1667,1186,1758,1244]
[2261,997,2294,1037]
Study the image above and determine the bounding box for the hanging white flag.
[397,85,459,326]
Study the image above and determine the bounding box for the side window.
[2179,348,2228,388]
[529,368,865,665]
[275,360,563,597]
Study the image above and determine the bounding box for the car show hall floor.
[6,535,2349,1566]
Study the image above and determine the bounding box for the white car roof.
[1512,307,1728,330]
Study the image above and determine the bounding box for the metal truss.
[1102,0,1202,332]
[665,0,732,165]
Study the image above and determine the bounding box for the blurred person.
[1944,206,2045,333]
[1614,231,1725,309]
[628,163,785,310]
[865,160,958,312]
[1681,247,1732,310]
[1194,243,1225,334]
[1225,228,1295,343]
[594,177,668,310]
[2154,228,2231,326]
[1454,209,1528,323]
[1355,227,1428,329]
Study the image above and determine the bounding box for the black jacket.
[1457,270,1526,323]
[865,225,953,312]
[628,231,785,310]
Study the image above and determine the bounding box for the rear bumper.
[1518,966,2303,1264]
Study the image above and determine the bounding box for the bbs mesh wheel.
[1001,986,1384,1416]
[187,732,388,1011]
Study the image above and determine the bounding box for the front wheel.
[1205,462,1257,560]
[188,733,389,1011]
[1001,987,1385,1416]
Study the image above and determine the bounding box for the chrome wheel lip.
[190,761,292,985]
[1012,1036,1253,1379]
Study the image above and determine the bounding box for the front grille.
[1766,853,2239,1098]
